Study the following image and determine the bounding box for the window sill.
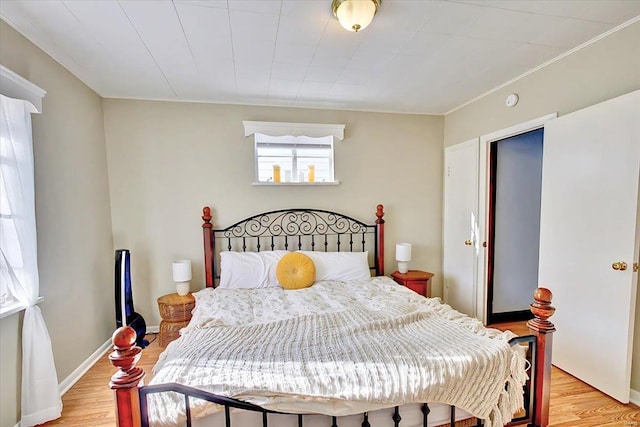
[0,296,44,319]
[252,181,340,186]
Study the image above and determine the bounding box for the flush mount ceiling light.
[332,0,381,33]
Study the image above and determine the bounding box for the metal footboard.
[139,382,480,427]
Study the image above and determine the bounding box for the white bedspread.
[149,277,526,427]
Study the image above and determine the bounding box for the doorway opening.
[486,128,543,324]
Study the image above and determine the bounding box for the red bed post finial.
[202,206,212,227]
[527,287,556,427]
[375,204,385,276]
[202,206,214,287]
[109,326,145,427]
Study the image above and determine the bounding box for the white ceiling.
[1,0,639,114]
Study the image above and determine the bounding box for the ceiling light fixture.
[332,0,381,33]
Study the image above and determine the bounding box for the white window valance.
[243,121,345,140]
[0,65,46,114]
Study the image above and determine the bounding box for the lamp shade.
[172,260,192,282]
[395,243,412,262]
[333,0,379,32]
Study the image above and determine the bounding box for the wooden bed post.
[109,326,145,427]
[202,206,214,287]
[375,204,385,276]
[527,288,556,427]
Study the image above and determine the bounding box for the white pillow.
[219,251,288,289]
[297,251,370,281]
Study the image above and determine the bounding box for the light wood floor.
[41,324,640,427]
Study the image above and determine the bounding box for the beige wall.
[103,99,444,325]
[443,21,640,389]
[444,21,640,147]
[0,20,114,427]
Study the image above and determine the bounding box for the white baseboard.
[58,325,160,396]
[58,337,112,395]
[631,388,640,406]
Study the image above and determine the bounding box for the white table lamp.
[172,260,192,296]
[395,243,412,274]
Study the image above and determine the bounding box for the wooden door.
[443,139,479,317]
[538,90,640,402]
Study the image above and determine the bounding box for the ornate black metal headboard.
[202,205,385,287]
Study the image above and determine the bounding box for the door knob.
[612,261,628,271]
[464,240,473,246]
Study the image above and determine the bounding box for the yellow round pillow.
[276,252,316,290]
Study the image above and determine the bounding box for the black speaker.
[115,249,148,348]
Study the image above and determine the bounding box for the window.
[243,121,345,185]
[0,65,45,317]
[255,134,334,183]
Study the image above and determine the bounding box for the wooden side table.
[157,292,195,347]
[391,270,434,297]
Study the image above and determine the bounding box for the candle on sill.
[308,165,315,183]
[273,165,281,183]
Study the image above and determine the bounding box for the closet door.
[538,90,640,402]
[443,139,479,317]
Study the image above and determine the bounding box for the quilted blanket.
[148,277,526,427]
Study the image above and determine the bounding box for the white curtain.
[0,94,62,426]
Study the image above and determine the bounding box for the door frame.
[477,113,557,324]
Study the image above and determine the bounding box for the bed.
[109,204,556,427]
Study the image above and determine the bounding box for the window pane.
[0,159,22,270]
[254,133,335,182]
[257,157,294,182]
[0,151,23,308]
[296,147,331,157]
[0,164,12,215]
[0,218,21,268]
[0,248,18,306]
[0,275,16,306]
[297,157,332,182]
[257,147,293,157]
[0,134,18,307]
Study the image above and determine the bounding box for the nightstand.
[391,270,434,297]
[157,292,195,347]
